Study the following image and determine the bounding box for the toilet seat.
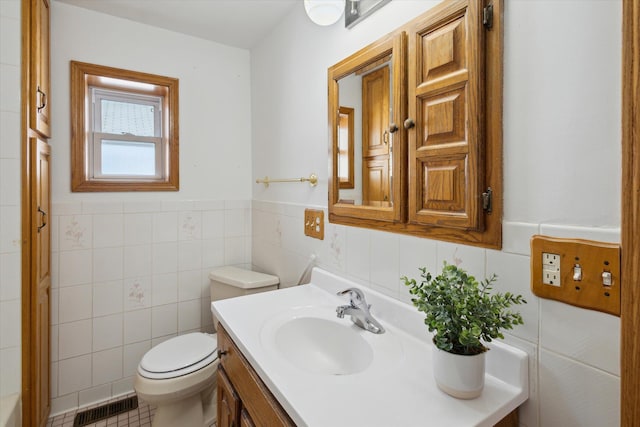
[138,333,218,380]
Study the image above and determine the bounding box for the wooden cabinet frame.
[30,0,51,138]
[21,1,52,426]
[328,0,502,249]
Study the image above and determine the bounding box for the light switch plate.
[531,235,621,316]
[304,209,324,240]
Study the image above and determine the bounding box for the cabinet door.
[362,65,390,158]
[31,137,51,427]
[218,326,295,427]
[218,368,241,427]
[407,0,484,230]
[30,0,51,138]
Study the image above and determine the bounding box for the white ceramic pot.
[432,345,486,399]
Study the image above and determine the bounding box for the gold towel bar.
[256,173,318,188]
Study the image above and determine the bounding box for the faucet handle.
[337,287,367,308]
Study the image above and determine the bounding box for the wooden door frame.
[21,0,35,421]
[621,0,639,424]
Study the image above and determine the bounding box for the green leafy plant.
[402,263,526,356]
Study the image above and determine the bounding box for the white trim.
[88,86,166,181]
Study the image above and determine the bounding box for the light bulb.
[304,0,346,26]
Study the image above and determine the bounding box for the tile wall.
[49,199,251,414]
[251,200,621,427]
[0,0,22,398]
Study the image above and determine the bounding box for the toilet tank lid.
[209,266,279,289]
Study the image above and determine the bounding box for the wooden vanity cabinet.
[217,325,295,427]
[240,409,256,427]
[218,325,520,426]
[217,368,241,427]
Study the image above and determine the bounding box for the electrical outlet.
[304,209,324,240]
[542,252,561,286]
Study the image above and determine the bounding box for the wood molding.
[21,0,34,423]
[22,1,52,424]
[621,0,640,424]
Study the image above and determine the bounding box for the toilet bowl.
[134,267,279,427]
[134,333,218,427]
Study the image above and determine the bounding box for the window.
[71,61,179,191]
[337,106,354,189]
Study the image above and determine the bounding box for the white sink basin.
[273,317,374,375]
[259,305,403,378]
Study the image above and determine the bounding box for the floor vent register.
[73,395,139,427]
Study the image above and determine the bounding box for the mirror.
[337,56,392,205]
[328,32,405,222]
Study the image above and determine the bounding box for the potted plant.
[402,262,526,399]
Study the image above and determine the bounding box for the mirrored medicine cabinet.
[328,0,504,249]
[329,32,406,224]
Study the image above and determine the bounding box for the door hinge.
[483,4,493,29]
[482,187,493,212]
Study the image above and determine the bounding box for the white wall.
[250,2,621,427]
[47,2,255,414]
[252,0,621,224]
[0,0,22,399]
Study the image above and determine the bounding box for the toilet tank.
[209,266,279,302]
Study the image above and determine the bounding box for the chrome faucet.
[336,288,385,334]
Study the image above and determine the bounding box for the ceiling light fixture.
[304,0,346,26]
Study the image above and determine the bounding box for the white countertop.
[212,268,528,427]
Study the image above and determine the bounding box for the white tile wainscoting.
[251,200,621,427]
[49,199,251,415]
[0,0,22,400]
[42,197,623,425]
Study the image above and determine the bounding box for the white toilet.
[134,266,279,427]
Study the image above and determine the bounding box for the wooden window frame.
[338,106,355,189]
[70,61,179,191]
